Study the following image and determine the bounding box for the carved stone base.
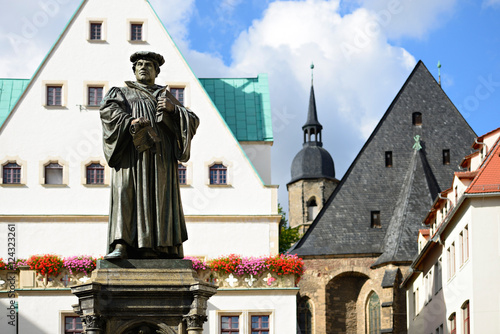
[71,259,217,334]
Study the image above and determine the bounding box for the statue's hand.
[157,96,175,113]
[131,117,151,127]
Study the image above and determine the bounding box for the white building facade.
[403,128,500,334]
[0,1,294,333]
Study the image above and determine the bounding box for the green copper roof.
[199,74,273,142]
[0,79,30,127]
[0,76,273,142]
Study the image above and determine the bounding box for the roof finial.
[311,62,314,86]
[437,61,441,86]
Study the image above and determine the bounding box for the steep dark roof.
[290,61,476,266]
[290,143,335,182]
[290,80,335,183]
[303,85,322,129]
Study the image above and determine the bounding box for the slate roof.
[199,74,273,142]
[290,61,476,267]
[0,79,30,127]
[290,82,335,183]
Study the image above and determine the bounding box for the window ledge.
[41,184,68,188]
[128,40,147,44]
[83,184,109,187]
[87,39,107,43]
[43,105,67,110]
[207,184,232,188]
[0,183,26,187]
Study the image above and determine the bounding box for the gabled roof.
[0,79,30,127]
[290,61,476,266]
[199,74,273,142]
[466,135,500,194]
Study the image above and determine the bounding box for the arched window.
[366,292,381,334]
[462,301,470,334]
[412,112,422,126]
[2,162,21,184]
[86,163,104,184]
[209,163,227,185]
[449,312,456,334]
[298,298,313,334]
[307,197,318,221]
[45,162,63,185]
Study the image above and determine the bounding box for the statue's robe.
[100,81,199,257]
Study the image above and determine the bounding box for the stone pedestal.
[71,259,217,334]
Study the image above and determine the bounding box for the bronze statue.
[100,51,199,259]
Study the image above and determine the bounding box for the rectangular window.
[65,316,84,333]
[45,162,63,185]
[2,163,21,184]
[47,85,62,106]
[371,211,381,228]
[385,151,393,167]
[251,315,269,334]
[464,225,469,262]
[443,149,450,165]
[451,242,455,277]
[434,258,442,293]
[90,22,102,40]
[170,87,185,105]
[88,86,104,106]
[178,164,186,185]
[86,163,104,184]
[210,164,227,185]
[221,315,239,333]
[131,23,143,41]
[415,288,419,315]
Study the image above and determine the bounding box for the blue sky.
[1,0,499,213]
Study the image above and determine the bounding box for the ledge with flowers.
[0,253,304,290]
[186,254,304,289]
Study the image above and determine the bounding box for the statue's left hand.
[157,96,175,113]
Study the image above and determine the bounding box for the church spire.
[302,63,323,146]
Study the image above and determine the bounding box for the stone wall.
[297,256,409,334]
[288,178,337,233]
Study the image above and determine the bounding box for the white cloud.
[357,0,458,40]
[149,0,196,43]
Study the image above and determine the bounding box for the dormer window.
[412,112,422,126]
[307,197,318,221]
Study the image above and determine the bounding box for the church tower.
[287,64,339,234]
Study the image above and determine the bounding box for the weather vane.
[437,61,441,86]
[311,62,314,85]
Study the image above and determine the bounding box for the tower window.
[307,197,318,221]
[412,112,422,126]
[385,151,393,167]
[443,149,450,165]
[371,211,381,228]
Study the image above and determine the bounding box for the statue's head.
[130,51,165,85]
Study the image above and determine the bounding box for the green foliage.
[278,203,301,253]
